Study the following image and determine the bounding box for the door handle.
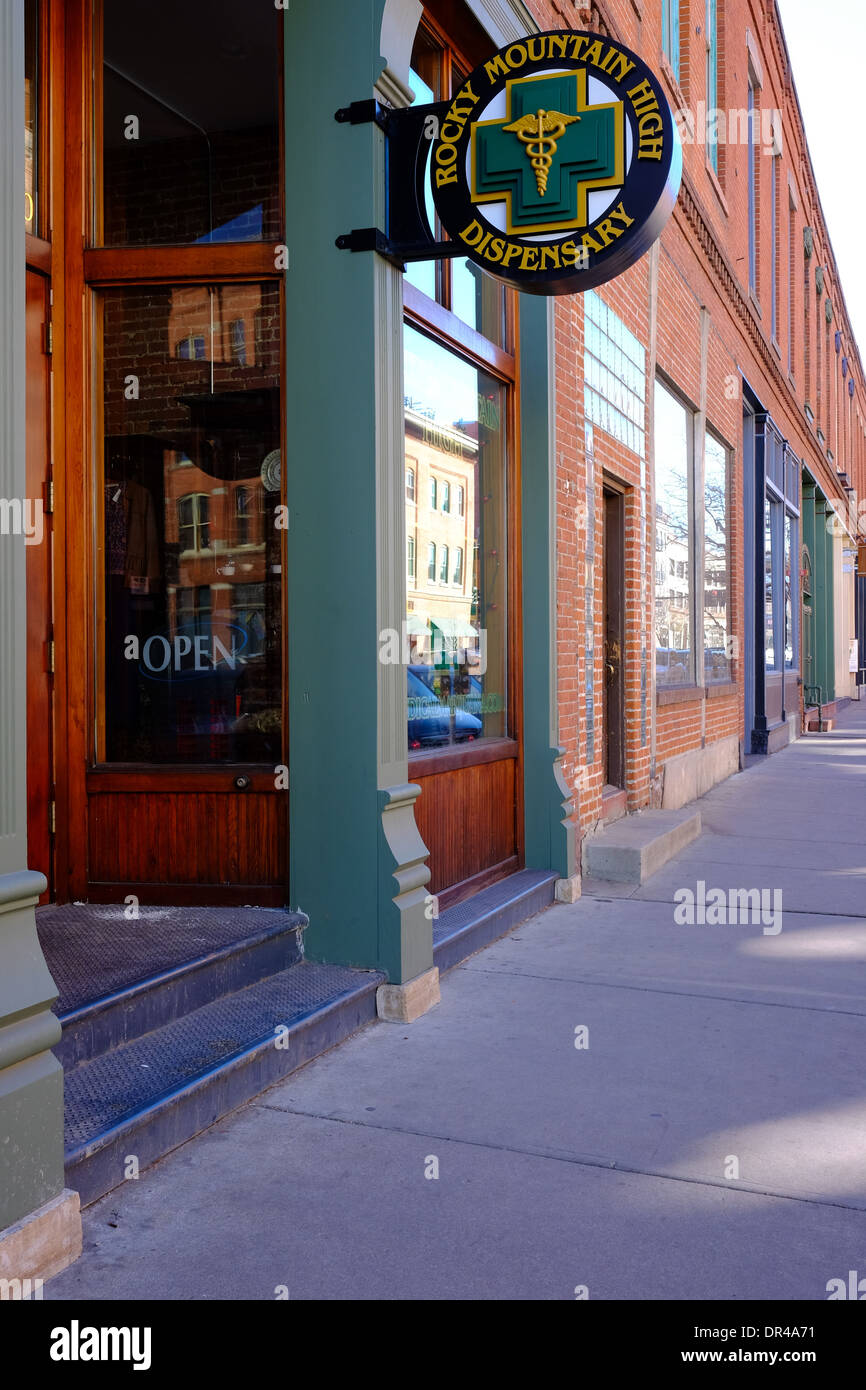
[234,775,251,791]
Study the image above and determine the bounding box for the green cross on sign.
[472,71,623,234]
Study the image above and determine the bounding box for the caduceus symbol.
[503,108,580,196]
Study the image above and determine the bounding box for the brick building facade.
[525,0,866,863]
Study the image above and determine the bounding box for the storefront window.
[655,380,693,684]
[98,282,283,762]
[405,23,509,349]
[97,0,281,246]
[784,511,796,667]
[704,431,730,681]
[765,496,780,670]
[404,325,507,749]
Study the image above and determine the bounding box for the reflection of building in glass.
[102,282,282,762]
[404,406,479,667]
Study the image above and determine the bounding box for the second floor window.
[662,0,681,82]
[406,467,416,502]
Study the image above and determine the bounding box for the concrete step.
[49,909,307,1068]
[63,960,383,1207]
[583,807,702,884]
[433,868,557,973]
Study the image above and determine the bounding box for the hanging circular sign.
[430,30,682,296]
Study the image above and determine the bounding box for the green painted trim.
[520,297,572,880]
[284,0,432,979]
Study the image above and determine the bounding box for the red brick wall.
[523,0,866,858]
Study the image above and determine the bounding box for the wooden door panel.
[414,756,517,897]
[88,791,288,904]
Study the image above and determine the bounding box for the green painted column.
[823,503,836,702]
[0,0,66,1237]
[814,495,834,704]
[284,0,430,984]
[520,297,574,884]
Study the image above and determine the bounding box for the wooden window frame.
[405,11,523,789]
[56,0,288,864]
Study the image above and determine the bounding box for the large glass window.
[655,381,693,684]
[99,282,282,763]
[404,326,507,748]
[784,511,795,668]
[97,0,281,246]
[765,495,782,671]
[703,431,730,681]
[405,23,508,349]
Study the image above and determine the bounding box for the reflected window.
[235,486,250,545]
[430,477,437,510]
[404,325,508,749]
[655,380,693,684]
[408,535,416,579]
[98,0,281,247]
[442,481,451,513]
[406,467,416,502]
[230,320,247,365]
[457,485,465,517]
[99,281,282,763]
[178,494,210,552]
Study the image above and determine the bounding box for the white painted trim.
[465,0,538,43]
[380,0,424,105]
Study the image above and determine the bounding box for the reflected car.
[409,664,483,716]
[407,668,482,748]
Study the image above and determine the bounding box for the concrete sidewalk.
[49,704,866,1300]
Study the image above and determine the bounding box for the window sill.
[705,159,729,216]
[409,736,517,778]
[705,680,737,699]
[656,684,701,706]
[658,52,686,110]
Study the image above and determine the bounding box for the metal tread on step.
[64,959,383,1207]
[39,903,308,1016]
[433,868,557,973]
[51,913,308,1070]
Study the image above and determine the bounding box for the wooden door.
[25,269,53,901]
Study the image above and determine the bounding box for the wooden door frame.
[54,0,289,903]
[602,477,626,791]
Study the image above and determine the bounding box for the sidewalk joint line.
[254,1102,866,1215]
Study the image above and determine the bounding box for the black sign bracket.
[334,100,464,268]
